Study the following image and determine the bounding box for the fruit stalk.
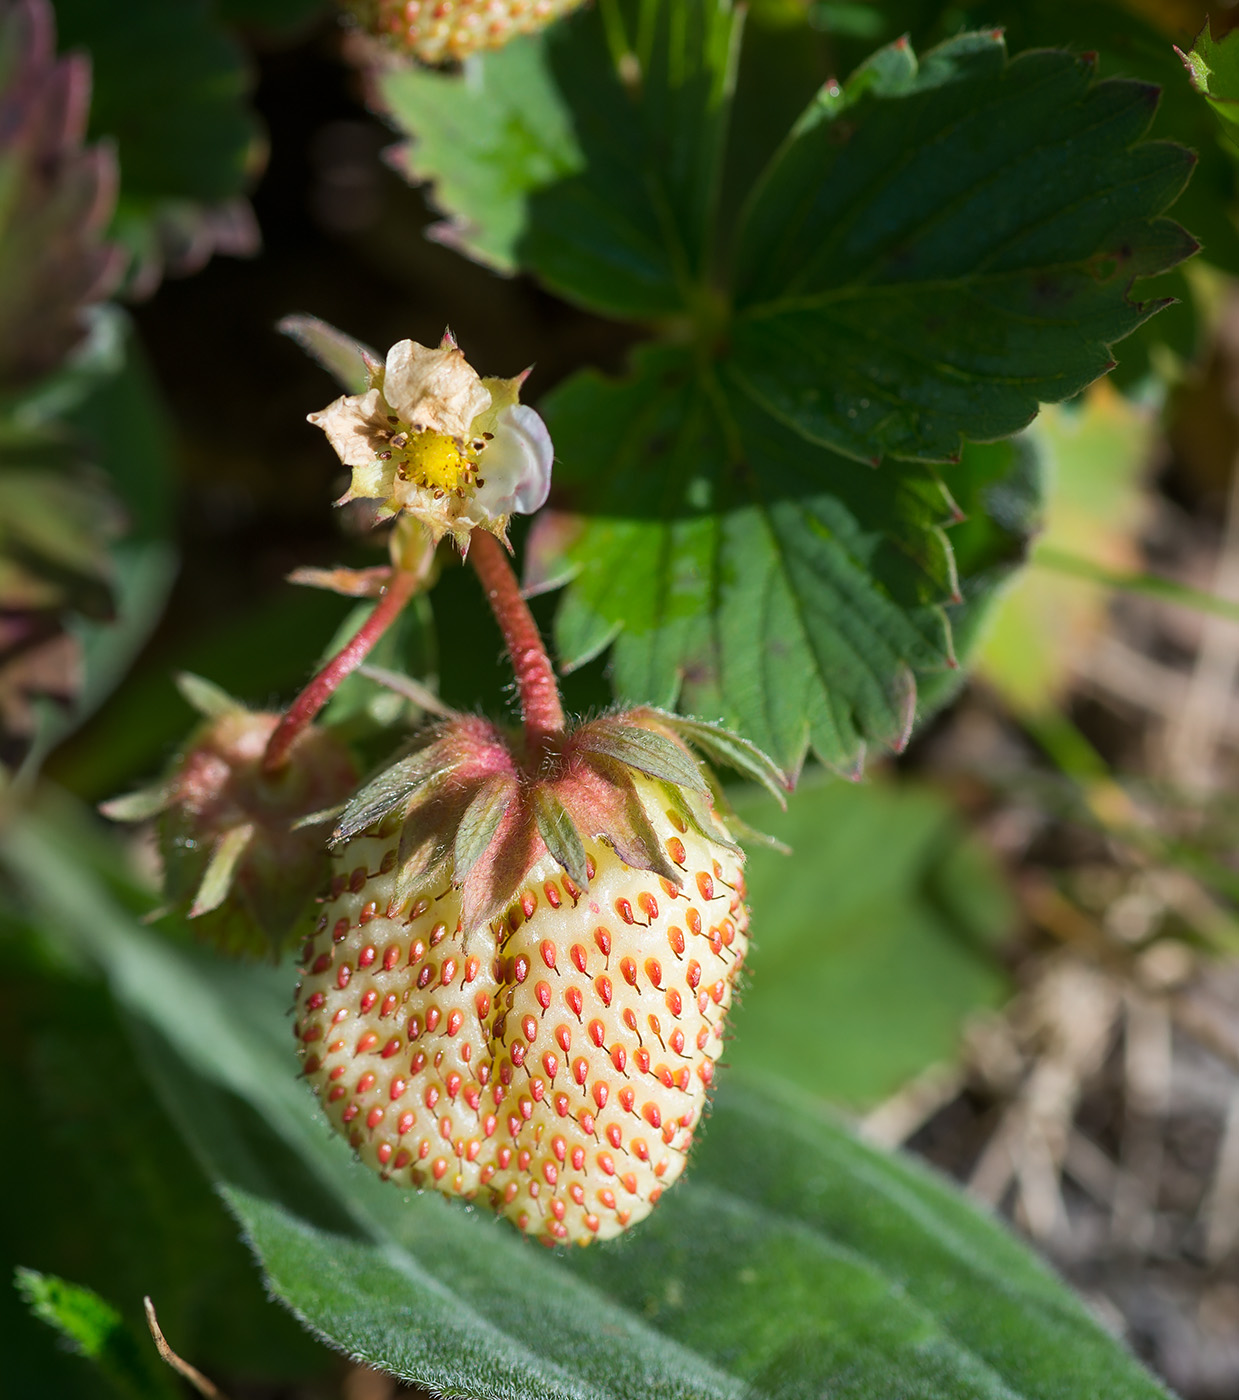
[469,529,565,753]
[263,567,421,772]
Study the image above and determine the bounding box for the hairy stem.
[469,530,565,753]
[263,568,420,772]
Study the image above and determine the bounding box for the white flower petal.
[307,389,389,468]
[384,339,492,441]
[473,404,554,520]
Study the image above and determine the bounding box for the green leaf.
[14,1269,174,1400]
[925,0,1239,381]
[976,383,1156,714]
[730,32,1195,464]
[377,0,743,317]
[959,1,1239,270]
[0,914,324,1396]
[1178,17,1239,134]
[0,0,122,395]
[318,592,437,736]
[528,343,1038,774]
[729,773,1013,1105]
[382,12,1193,763]
[1,800,1171,1400]
[4,309,178,769]
[52,0,264,291]
[502,21,1192,768]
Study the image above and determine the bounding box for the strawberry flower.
[286,316,552,551]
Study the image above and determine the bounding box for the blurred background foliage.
[8,0,1239,1395]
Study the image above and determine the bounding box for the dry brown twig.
[143,1297,230,1400]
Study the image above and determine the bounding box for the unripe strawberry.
[294,708,767,1244]
[102,674,358,958]
[347,0,586,64]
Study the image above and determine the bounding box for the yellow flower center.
[400,429,474,493]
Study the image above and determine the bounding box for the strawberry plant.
[5,0,1239,1396]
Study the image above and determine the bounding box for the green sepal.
[331,748,447,847]
[649,709,792,802]
[290,802,346,832]
[575,720,710,794]
[278,314,383,396]
[583,751,686,885]
[706,777,791,854]
[97,783,173,823]
[453,775,513,884]
[660,778,742,859]
[355,665,456,719]
[393,803,455,911]
[188,822,254,919]
[174,671,241,720]
[532,786,588,888]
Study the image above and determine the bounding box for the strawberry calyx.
[331,706,789,938]
[102,673,358,957]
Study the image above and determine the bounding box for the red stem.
[263,568,420,772]
[469,530,565,753]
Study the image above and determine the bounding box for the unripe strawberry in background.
[294,707,769,1244]
[347,0,586,64]
[102,674,358,958]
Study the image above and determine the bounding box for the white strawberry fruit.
[294,707,769,1245]
[349,0,586,64]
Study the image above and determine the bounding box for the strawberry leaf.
[5,805,1170,1400]
[729,773,1013,1106]
[375,0,742,317]
[0,927,325,1396]
[527,344,1038,774]
[394,11,1192,770]
[14,1269,177,1400]
[1178,17,1239,139]
[931,0,1239,387]
[729,33,1194,464]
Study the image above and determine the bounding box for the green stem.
[1034,547,1239,625]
